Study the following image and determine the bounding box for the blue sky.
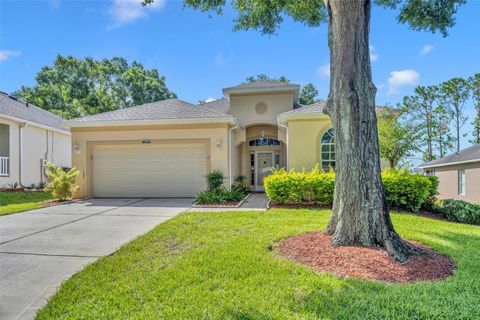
[0,0,479,149]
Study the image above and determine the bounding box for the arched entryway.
[245,125,286,191]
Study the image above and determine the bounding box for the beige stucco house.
[64,80,338,198]
[420,144,480,204]
[0,92,71,188]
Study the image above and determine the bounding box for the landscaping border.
[192,193,251,208]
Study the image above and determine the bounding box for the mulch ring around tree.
[278,232,455,283]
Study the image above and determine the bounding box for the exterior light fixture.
[73,143,81,154]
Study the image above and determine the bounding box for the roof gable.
[420,144,480,168]
[0,92,69,132]
[65,98,234,127]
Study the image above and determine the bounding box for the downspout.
[18,122,28,186]
[228,120,239,189]
[277,116,289,170]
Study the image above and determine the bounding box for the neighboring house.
[64,80,373,198]
[0,92,71,188]
[419,145,480,204]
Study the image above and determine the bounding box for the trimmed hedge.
[382,169,432,212]
[436,199,480,225]
[264,166,434,212]
[264,166,334,205]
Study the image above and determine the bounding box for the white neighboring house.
[0,92,71,188]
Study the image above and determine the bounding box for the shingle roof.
[197,98,230,114]
[420,144,480,168]
[223,80,295,90]
[65,98,233,125]
[223,80,300,95]
[284,101,327,114]
[0,92,69,132]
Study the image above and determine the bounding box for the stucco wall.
[433,162,480,203]
[0,117,71,188]
[229,92,295,126]
[287,118,332,171]
[70,124,229,198]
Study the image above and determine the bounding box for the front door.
[255,151,274,191]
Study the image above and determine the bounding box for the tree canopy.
[378,107,419,168]
[146,0,467,36]
[298,83,321,106]
[14,55,176,119]
[244,74,289,83]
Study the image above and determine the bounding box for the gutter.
[63,117,236,128]
[1,114,70,135]
[228,120,239,189]
[419,158,480,169]
[18,122,27,186]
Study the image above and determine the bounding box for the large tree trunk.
[324,0,415,262]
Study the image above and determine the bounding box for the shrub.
[195,188,245,205]
[382,168,432,212]
[264,166,434,212]
[421,175,440,211]
[206,171,225,191]
[195,171,246,205]
[264,165,335,205]
[45,163,79,201]
[232,175,250,195]
[436,199,480,225]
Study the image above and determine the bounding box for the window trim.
[320,128,335,171]
[248,137,280,147]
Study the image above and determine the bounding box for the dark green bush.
[420,175,440,211]
[232,175,250,195]
[195,171,247,205]
[206,171,225,191]
[195,188,245,205]
[436,199,480,225]
[264,166,435,212]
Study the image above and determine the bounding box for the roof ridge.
[194,102,231,117]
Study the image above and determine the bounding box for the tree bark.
[324,0,415,262]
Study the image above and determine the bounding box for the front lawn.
[0,192,53,216]
[37,209,480,319]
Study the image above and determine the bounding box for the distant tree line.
[378,74,479,167]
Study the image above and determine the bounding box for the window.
[250,153,255,185]
[248,138,280,147]
[320,128,335,171]
[458,169,466,195]
[425,170,436,176]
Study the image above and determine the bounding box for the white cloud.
[387,69,420,95]
[214,52,234,67]
[420,44,435,55]
[204,97,216,103]
[48,0,61,9]
[109,0,165,28]
[317,64,330,77]
[0,50,21,62]
[370,45,379,62]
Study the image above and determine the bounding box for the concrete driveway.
[0,198,192,320]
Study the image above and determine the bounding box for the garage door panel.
[92,143,207,197]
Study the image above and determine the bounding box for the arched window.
[321,128,335,171]
[248,137,280,147]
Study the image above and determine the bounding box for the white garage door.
[92,142,207,197]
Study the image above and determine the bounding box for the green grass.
[0,191,53,216]
[36,209,480,320]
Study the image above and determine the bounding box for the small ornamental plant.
[45,163,79,201]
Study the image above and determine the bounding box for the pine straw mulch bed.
[278,232,455,283]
